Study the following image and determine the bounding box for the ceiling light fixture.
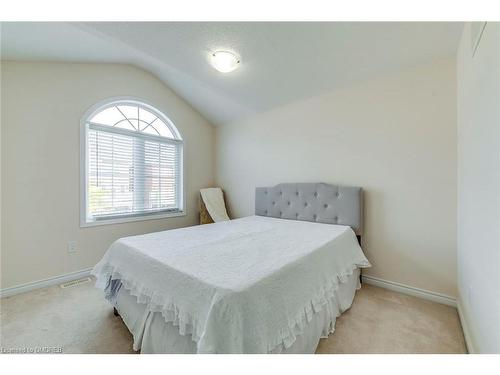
[211,51,240,73]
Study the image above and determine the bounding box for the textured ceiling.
[1,22,463,125]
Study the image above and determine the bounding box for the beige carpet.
[0,280,466,354]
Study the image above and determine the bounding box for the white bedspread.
[92,216,370,353]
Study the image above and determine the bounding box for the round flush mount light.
[210,51,240,73]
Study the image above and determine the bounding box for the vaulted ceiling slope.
[1,22,463,125]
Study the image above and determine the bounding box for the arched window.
[81,99,184,226]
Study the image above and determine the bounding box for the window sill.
[80,210,186,228]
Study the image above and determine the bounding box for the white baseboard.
[362,274,457,307]
[0,268,93,298]
[457,298,476,354]
[1,269,457,306]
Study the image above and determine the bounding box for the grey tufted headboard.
[255,183,363,235]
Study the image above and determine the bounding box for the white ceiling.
[1,22,463,125]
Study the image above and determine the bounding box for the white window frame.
[80,97,186,227]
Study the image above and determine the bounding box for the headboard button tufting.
[255,183,363,236]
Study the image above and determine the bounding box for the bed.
[92,183,370,353]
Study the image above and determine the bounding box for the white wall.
[216,59,458,297]
[457,23,500,353]
[0,59,3,289]
[1,61,214,289]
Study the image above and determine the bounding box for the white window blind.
[83,101,183,225]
